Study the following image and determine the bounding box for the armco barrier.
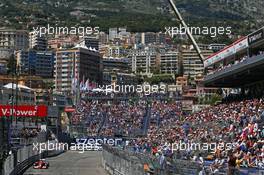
[9,150,65,175]
[2,154,14,175]
[2,140,65,175]
[3,145,37,175]
[9,152,44,175]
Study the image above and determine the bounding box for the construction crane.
[168,0,205,64]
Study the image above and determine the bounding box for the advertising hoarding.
[0,105,48,117]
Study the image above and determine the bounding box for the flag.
[85,79,90,91]
[80,75,85,91]
[88,81,96,90]
[75,64,79,91]
[91,81,96,90]
[80,81,84,91]
[71,69,75,93]
[71,57,79,93]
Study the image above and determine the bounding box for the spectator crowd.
[11,127,41,139]
[128,98,264,173]
[72,95,264,173]
[208,51,264,76]
[72,100,147,137]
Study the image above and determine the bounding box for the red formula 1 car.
[33,159,49,169]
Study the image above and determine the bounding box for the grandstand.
[204,27,264,93]
[72,89,263,174]
[95,27,264,174]
[70,99,150,138]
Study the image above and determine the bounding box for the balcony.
[204,53,264,87]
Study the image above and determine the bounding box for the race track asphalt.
[23,151,108,175]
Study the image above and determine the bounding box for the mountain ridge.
[0,0,262,37]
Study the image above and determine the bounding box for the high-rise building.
[129,48,157,75]
[15,50,29,75]
[15,50,55,78]
[106,46,128,58]
[135,33,142,44]
[109,28,118,41]
[0,28,29,64]
[181,48,213,83]
[118,27,131,39]
[118,27,127,33]
[54,47,102,94]
[29,50,55,78]
[135,32,165,46]
[83,37,99,51]
[29,31,47,50]
[0,63,7,74]
[102,58,130,73]
[99,32,109,44]
[48,36,79,50]
[156,32,166,45]
[0,28,29,50]
[102,57,132,85]
[144,32,157,45]
[159,51,179,74]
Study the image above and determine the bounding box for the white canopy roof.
[91,88,105,92]
[3,83,33,91]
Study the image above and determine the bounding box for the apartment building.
[54,47,102,94]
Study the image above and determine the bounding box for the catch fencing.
[2,140,64,175]
[102,145,202,175]
[102,145,144,175]
[3,144,40,175]
[102,145,264,175]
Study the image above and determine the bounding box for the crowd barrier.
[102,145,202,175]
[102,146,143,175]
[203,160,264,174]
[102,145,264,175]
[238,168,264,175]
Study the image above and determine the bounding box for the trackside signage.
[0,105,48,117]
[248,28,264,45]
[76,137,123,147]
[64,106,75,112]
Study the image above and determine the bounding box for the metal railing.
[204,53,264,82]
[10,131,47,147]
[84,95,182,101]
[102,145,202,175]
[2,140,65,175]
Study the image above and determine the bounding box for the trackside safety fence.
[2,141,64,175]
[102,145,264,175]
[102,145,202,175]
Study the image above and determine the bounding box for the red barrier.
[64,106,75,112]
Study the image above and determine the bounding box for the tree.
[199,94,222,105]
[150,66,160,74]
[145,74,174,85]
